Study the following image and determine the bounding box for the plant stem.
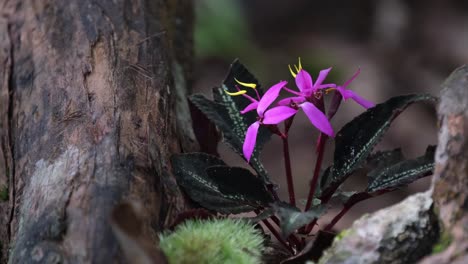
[270,215,281,226]
[282,133,296,206]
[323,205,352,231]
[270,215,302,250]
[304,219,318,234]
[323,193,374,231]
[262,218,294,254]
[300,133,328,235]
[305,133,328,211]
[301,91,343,235]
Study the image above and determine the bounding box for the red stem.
[303,191,349,234]
[270,215,281,226]
[300,134,328,234]
[324,192,384,232]
[305,133,328,211]
[301,91,343,234]
[304,219,318,234]
[261,218,294,254]
[323,205,352,231]
[282,134,296,206]
[270,215,302,250]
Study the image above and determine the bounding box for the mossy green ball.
[159,218,264,264]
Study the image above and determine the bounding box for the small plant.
[159,218,265,264]
[171,58,436,257]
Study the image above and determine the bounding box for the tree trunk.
[0,0,194,263]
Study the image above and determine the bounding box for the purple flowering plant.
[172,59,436,258]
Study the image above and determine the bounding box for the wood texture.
[0,0,194,262]
[0,14,14,263]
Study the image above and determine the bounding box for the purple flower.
[228,80,297,161]
[277,60,335,137]
[335,69,375,109]
[287,58,336,96]
[279,59,376,137]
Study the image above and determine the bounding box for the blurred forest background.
[192,0,468,230]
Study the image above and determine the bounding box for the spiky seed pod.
[159,218,265,264]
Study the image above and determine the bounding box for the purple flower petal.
[336,87,375,109]
[240,101,259,114]
[295,69,313,93]
[277,96,305,106]
[241,93,258,103]
[283,86,302,96]
[343,68,360,88]
[300,102,334,137]
[262,106,297,125]
[243,121,260,162]
[349,92,375,109]
[336,87,353,100]
[313,67,332,89]
[257,81,287,116]
[317,83,337,89]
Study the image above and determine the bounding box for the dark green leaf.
[316,166,333,197]
[366,148,405,184]
[205,165,274,205]
[189,100,220,155]
[366,146,436,193]
[220,59,262,126]
[172,153,275,214]
[215,61,272,173]
[212,88,271,177]
[213,87,271,156]
[216,59,271,149]
[172,153,264,214]
[331,190,358,204]
[190,94,243,152]
[244,207,275,223]
[189,60,272,183]
[274,202,326,238]
[325,94,435,197]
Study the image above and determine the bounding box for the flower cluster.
[178,58,435,256]
[227,58,375,162]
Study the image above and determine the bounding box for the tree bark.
[0,0,194,263]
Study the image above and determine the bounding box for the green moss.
[335,229,351,242]
[432,232,452,254]
[0,186,8,201]
[159,218,264,264]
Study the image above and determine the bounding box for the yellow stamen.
[288,64,297,78]
[224,89,247,96]
[288,57,303,78]
[234,78,257,89]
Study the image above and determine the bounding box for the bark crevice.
[6,21,16,243]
